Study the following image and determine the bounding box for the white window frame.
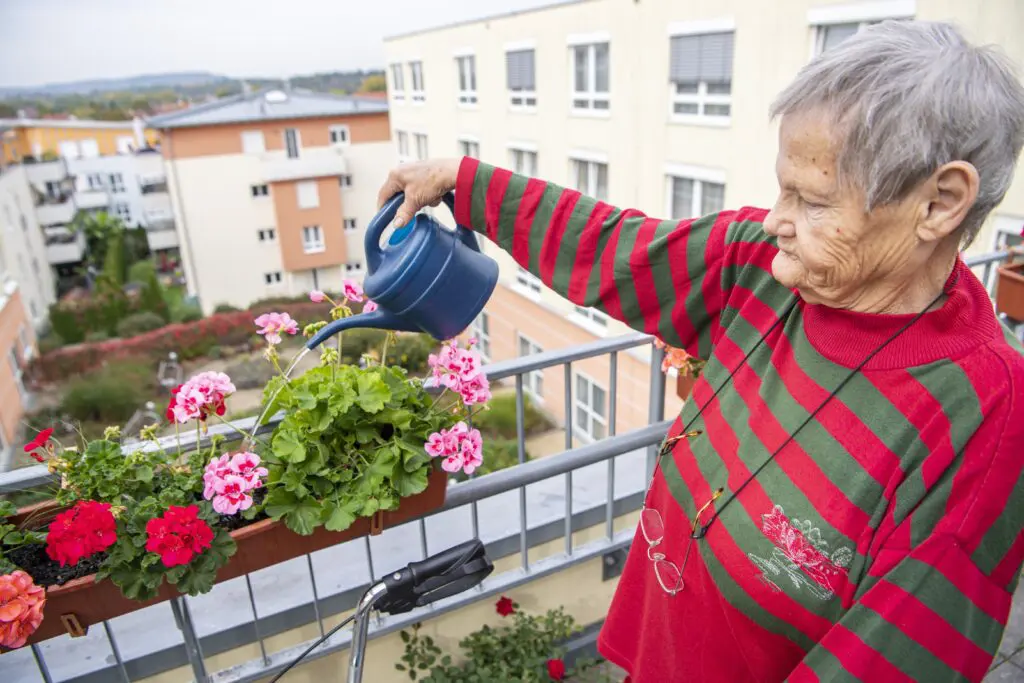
[86,173,104,191]
[297,181,319,209]
[454,51,478,106]
[108,173,125,193]
[329,125,350,146]
[258,228,276,242]
[807,1,914,57]
[396,131,411,163]
[471,312,491,363]
[302,225,325,254]
[79,139,100,158]
[344,218,357,232]
[241,131,265,154]
[58,141,80,160]
[339,174,353,188]
[409,60,425,103]
[251,184,269,198]
[509,143,538,176]
[8,348,25,402]
[569,153,609,202]
[513,266,543,300]
[506,41,537,111]
[284,128,302,159]
[116,136,134,154]
[264,271,283,286]
[567,35,610,116]
[517,334,544,403]
[18,323,32,361]
[571,305,609,336]
[457,136,480,159]
[573,372,608,442]
[664,163,728,219]
[413,133,429,161]
[666,20,736,127]
[112,202,132,223]
[390,63,406,102]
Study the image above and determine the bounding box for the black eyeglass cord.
[653,277,954,541]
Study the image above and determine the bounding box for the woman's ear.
[916,161,980,243]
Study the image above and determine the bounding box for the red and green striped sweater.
[453,157,1024,682]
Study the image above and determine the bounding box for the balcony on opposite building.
[43,226,86,265]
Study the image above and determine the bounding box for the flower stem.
[381,333,392,367]
[213,413,269,450]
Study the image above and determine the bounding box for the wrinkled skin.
[762,108,979,314]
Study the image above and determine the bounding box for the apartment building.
[149,90,396,314]
[0,116,161,168]
[383,0,1024,437]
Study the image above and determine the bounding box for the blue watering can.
[306,192,499,349]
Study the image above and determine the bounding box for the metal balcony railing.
[1,333,669,683]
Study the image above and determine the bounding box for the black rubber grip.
[377,539,493,615]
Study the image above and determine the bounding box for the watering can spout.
[305,309,420,350]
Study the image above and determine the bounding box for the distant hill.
[0,72,231,98]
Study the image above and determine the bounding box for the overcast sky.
[0,0,564,88]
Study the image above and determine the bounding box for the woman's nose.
[763,205,796,239]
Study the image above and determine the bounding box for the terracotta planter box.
[7,466,448,647]
[996,250,1024,322]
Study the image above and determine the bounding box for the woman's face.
[763,109,924,309]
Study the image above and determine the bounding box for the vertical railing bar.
[647,343,667,482]
[171,597,208,682]
[515,373,528,571]
[306,554,326,639]
[364,536,376,583]
[102,620,131,683]
[31,644,54,683]
[244,575,269,665]
[466,412,480,570]
[606,351,618,540]
[419,518,429,559]
[563,362,574,556]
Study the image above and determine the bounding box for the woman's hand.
[376,158,462,227]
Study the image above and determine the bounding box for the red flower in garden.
[546,659,566,681]
[145,505,214,567]
[495,595,515,617]
[46,501,118,567]
[23,428,54,463]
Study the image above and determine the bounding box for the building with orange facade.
[149,90,395,314]
[0,117,161,167]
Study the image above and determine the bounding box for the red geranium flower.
[23,428,54,463]
[495,595,515,617]
[546,659,565,681]
[46,501,118,567]
[145,505,214,567]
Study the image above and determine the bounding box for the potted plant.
[0,280,493,649]
[996,246,1024,322]
[653,339,705,400]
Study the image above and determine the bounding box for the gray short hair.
[769,20,1024,246]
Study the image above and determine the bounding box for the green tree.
[358,74,387,93]
[74,211,125,271]
[102,226,127,285]
[140,268,169,321]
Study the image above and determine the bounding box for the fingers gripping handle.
[377,539,493,615]
[365,192,477,273]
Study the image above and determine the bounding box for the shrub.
[85,330,110,343]
[127,260,156,285]
[389,333,437,374]
[60,362,152,424]
[223,357,275,390]
[49,307,84,344]
[177,305,203,323]
[213,303,241,313]
[116,311,167,338]
[338,328,388,365]
[473,393,551,440]
[139,270,170,322]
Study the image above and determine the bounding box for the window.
[284,128,301,159]
[574,374,607,441]
[264,272,282,285]
[251,184,269,198]
[329,125,350,145]
[8,349,25,401]
[108,173,125,193]
[506,48,537,108]
[667,174,726,219]
[79,139,100,158]
[456,55,477,105]
[518,335,544,401]
[86,173,104,191]
[346,262,364,274]
[344,218,357,232]
[58,141,79,159]
[669,30,734,121]
[396,131,410,162]
[258,228,276,242]
[573,305,609,330]
[116,136,134,154]
[390,64,406,101]
[18,324,30,358]
[242,131,266,154]
[414,133,428,161]
[302,225,325,253]
[458,138,480,158]
[471,313,491,362]
[409,61,425,102]
[297,181,319,209]
[570,158,609,201]
[510,148,537,176]
[570,42,610,112]
[339,175,353,188]
[816,22,862,53]
[112,202,132,223]
[515,266,542,295]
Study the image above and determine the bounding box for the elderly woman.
[378,20,1024,682]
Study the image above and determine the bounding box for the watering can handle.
[365,191,478,273]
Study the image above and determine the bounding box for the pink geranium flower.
[309,290,326,303]
[212,474,253,515]
[363,299,379,313]
[341,279,364,303]
[203,451,267,515]
[167,371,236,424]
[424,421,484,475]
[254,312,299,345]
[428,339,490,406]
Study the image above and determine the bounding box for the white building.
[0,165,57,329]
[148,90,396,315]
[383,0,1024,436]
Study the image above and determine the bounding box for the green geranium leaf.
[273,429,307,463]
[356,373,391,413]
[392,464,429,497]
[323,498,361,532]
[134,464,154,482]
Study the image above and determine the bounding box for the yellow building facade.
[0,118,161,165]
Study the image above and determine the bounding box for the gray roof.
[146,89,388,129]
